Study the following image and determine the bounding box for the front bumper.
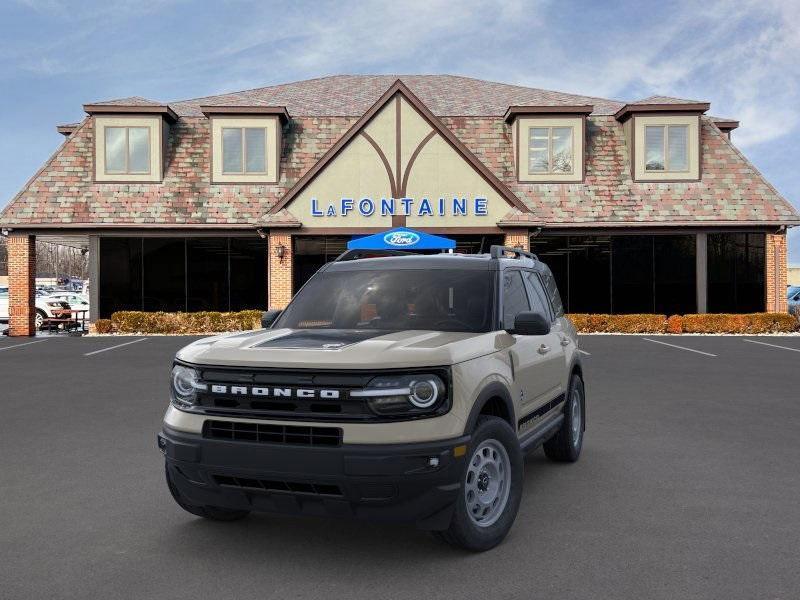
[159,425,470,530]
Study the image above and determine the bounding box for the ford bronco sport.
[159,246,585,551]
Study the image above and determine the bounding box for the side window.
[502,271,531,330]
[539,269,565,317]
[523,271,551,320]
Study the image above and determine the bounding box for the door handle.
[537,344,550,355]
[560,337,570,347]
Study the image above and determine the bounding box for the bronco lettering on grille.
[209,385,340,399]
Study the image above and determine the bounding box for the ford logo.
[383,231,420,247]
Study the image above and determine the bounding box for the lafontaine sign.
[310,196,489,218]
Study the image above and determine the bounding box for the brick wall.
[765,232,788,312]
[268,232,293,309]
[503,229,530,252]
[7,234,36,336]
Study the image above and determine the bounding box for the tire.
[165,464,250,522]
[436,416,523,552]
[35,309,46,330]
[543,374,585,462]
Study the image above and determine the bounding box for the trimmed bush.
[567,312,798,334]
[111,310,262,334]
[567,314,667,333]
[94,319,113,334]
[680,313,797,334]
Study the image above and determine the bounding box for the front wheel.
[165,464,250,522]
[543,374,585,462]
[436,416,523,552]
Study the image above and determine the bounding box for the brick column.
[268,231,293,309]
[8,234,36,336]
[503,229,529,251]
[765,232,788,312]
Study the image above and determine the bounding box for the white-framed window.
[221,127,268,174]
[528,126,574,175]
[104,126,151,175]
[644,124,689,172]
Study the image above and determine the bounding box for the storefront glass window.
[708,233,764,312]
[98,237,267,317]
[532,234,697,315]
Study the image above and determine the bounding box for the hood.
[176,328,511,369]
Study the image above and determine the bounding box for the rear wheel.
[436,416,522,551]
[165,464,250,522]
[543,374,585,462]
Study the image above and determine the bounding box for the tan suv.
[159,246,585,551]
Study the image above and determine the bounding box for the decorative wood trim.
[614,102,710,122]
[200,105,290,122]
[360,131,398,199]
[268,79,529,215]
[83,103,178,122]
[504,104,593,122]
[399,130,436,197]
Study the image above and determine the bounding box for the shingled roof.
[1,75,797,229]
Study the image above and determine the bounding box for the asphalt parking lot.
[1,334,799,600]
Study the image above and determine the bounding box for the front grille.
[204,420,342,446]
[189,365,451,422]
[213,475,343,497]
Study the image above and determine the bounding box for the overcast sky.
[1,0,798,261]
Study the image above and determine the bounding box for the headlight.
[352,373,448,417]
[170,364,206,409]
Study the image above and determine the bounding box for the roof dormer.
[615,96,709,182]
[505,105,592,184]
[84,97,177,183]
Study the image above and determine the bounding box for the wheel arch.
[464,382,516,434]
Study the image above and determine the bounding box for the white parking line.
[0,339,49,352]
[642,337,717,357]
[743,339,800,353]
[578,349,591,356]
[84,338,147,356]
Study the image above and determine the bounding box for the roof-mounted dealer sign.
[311,197,489,218]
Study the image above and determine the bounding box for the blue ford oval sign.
[383,231,420,247]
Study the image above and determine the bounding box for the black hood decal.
[255,329,394,350]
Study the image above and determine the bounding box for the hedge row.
[567,313,799,334]
[94,310,798,335]
[109,310,262,334]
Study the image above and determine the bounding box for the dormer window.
[505,106,591,183]
[84,101,175,183]
[201,106,289,184]
[105,126,151,174]
[644,124,688,172]
[528,126,574,174]
[222,127,268,174]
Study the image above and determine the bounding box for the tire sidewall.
[565,375,585,459]
[449,416,523,550]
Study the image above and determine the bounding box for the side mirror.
[261,309,282,329]
[509,311,551,336]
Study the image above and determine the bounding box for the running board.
[519,414,564,454]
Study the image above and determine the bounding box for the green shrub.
[111,310,262,334]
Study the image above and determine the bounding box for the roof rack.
[489,245,538,261]
[334,249,417,262]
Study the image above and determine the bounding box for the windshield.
[275,269,494,333]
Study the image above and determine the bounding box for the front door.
[501,271,563,421]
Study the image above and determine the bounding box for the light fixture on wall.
[256,228,267,239]
[0,228,9,236]
[275,243,286,264]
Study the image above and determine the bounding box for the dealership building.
[1,75,797,335]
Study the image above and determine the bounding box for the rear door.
[502,270,562,420]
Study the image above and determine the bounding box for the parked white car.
[0,288,73,329]
[45,292,90,320]
[0,286,8,322]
